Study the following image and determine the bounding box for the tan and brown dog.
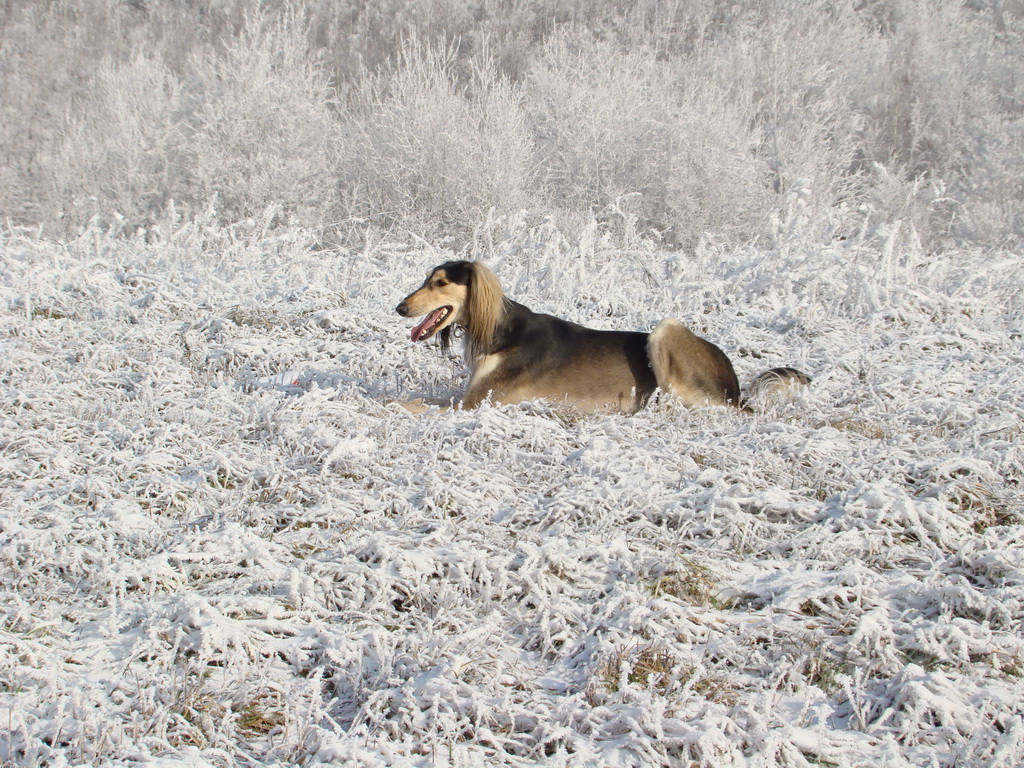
[397,260,808,412]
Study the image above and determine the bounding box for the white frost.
[1,220,1022,767]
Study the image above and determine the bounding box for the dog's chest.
[468,353,502,386]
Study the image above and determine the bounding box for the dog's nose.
[396,301,409,317]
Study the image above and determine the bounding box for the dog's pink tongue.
[411,308,444,341]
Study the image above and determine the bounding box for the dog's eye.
[433,279,448,288]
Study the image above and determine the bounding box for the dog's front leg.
[398,398,452,414]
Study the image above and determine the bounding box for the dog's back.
[465,303,658,412]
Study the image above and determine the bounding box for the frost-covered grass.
[1,215,1023,767]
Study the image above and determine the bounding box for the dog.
[396,260,809,413]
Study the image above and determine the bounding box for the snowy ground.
[1,212,1023,767]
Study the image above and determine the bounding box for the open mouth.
[410,306,452,341]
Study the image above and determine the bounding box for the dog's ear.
[465,262,503,351]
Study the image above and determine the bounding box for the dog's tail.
[741,367,812,411]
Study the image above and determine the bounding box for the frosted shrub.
[855,0,1024,248]
[47,14,342,233]
[49,54,189,231]
[524,35,770,248]
[187,16,341,228]
[11,0,1024,248]
[734,0,1024,249]
[345,43,533,240]
[671,1,886,247]
[737,6,870,203]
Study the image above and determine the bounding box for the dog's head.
[396,260,503,354]
[396,261,472,344]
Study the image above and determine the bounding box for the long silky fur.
[462,262,507,358]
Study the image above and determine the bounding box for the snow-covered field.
[1,213,1022,767]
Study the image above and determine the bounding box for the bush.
[3,0,1022,249]
[49,14,340,233]
[344,41,533,241]
[187,14,342,228]
[49,54,189,231]
[524,33,770,247]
